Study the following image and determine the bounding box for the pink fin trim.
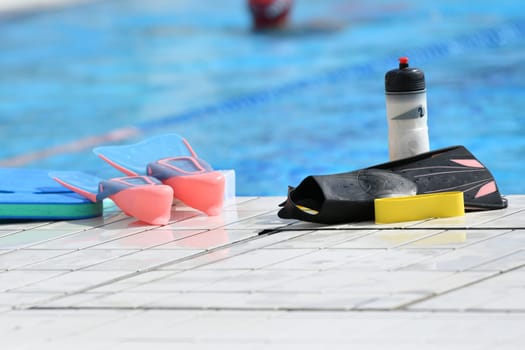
[451,159,484,168]
[475,181,497,198]
[52,177,97,202]
[97,154,138,176]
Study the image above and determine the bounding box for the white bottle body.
[385,90,429,160]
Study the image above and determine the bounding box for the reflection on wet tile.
[402,229,507,249]
[167,209,272,230]
[84,249,203,271]
[28,226,149,249]
[0,229,83,249]
[333,229,443,248]
[153,228,258,250]
[199,248,314,270]
[158,230,312,271]
[268,230,375,249]
[93,229,205,249]
[409,216,469,228]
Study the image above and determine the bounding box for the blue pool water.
[1,0,524,196]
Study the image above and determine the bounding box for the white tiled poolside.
[1,195,524,349]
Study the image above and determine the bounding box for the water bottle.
[385,57,429,160]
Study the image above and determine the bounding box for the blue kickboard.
[0,168,102,220]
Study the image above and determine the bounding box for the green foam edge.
[0,201,103,220]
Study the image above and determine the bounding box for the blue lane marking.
[136,19,525,132]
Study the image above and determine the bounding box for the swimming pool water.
[1,0,524,196]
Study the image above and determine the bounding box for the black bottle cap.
[385,57,426,92]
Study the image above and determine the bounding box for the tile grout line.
[12,228,314,309]
[394,263,525,310]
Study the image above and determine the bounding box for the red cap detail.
[399,57,409,64]
[248,0,293,29]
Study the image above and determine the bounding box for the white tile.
[158,230,312,270]
[263,248,379,270]
[71,309,200,340]
[472,249,525,271]
[402,231,523,272]
[11,270,129,293]
[401,229,508,249]
[126,269,246,293]
[232,197,285,211]
[84,249,203,271]
[92,228,204,249]
[355,291,430,310]
[37,292,109,308]
[0,229,22,238]
[28,226,150,249]
[0,309,129,341]
[0,292,60,308]
[196,269,313,292]
[0,195,523,347]
[88,270,176,293]
[333,229,443,249]
[224,211,292,229]
[267,229,375,249]
[0,229,83,249]
[18,249,138,271]
[0,222,51,231]
[409,209,519,229]
[410,269,525,311]
[164,209,268,230]
[475,209,525,228]
[0,270,65,292]
[0,249,74,270]
[199,248,314,270]
[401,249,490,272]
[76,291,181,308]
[143,291,378,311]
[334,248,450,271]
[153,228,258,250]
[266,269,491,295]
[478,288,525,310]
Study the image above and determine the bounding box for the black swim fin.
[278,146,507,224]
[278,169,418,224]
